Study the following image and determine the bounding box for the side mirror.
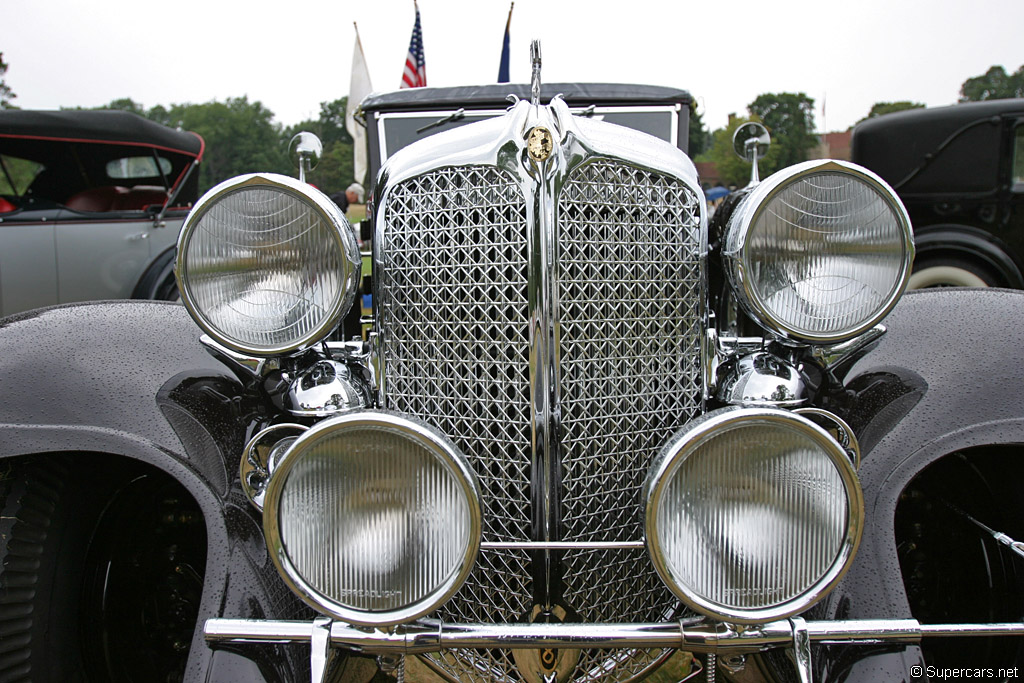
[289,132,323,183]
[732,122,771,186]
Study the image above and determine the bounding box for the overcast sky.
[5,0,1023,135]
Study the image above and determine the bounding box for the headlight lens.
[645,407,863,623]
[176,173,360,356]
[263,411,481,626]
[725,160,913,343]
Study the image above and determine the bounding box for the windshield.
[377,106,679,162]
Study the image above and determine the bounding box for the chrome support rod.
[481,540,646,550]
[790,617,812,683]
[205,617,1024,655]
[311,617,336,683]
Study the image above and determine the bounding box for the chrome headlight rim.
[727,159,914,345]
[645,406,864,624]
[175,172,360,357]
[262,410,482,627]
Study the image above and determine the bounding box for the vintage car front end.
[167,56,1024,679]
[8,49,1024,683]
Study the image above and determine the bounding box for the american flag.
[400,3,426,89]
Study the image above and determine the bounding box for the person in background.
[330,190,349,215]
[345,183,365,207]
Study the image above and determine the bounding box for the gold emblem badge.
[527,126,554,162]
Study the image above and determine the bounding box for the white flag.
[346,24,372,186]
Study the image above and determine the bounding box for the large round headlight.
[724,160,913,343]
[176,173,361,356]
[645,407,862,624]
[263,411,481,626]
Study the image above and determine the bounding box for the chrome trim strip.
[310,617,336,683]
[481,541,645,550]
[524,101,567,605]
[790,617,812,683]
[205,617,1024,652]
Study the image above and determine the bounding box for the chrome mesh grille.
[378,167,534,664]
[558,161,702,681]
[379,165,532,546]
[378,159,703,682]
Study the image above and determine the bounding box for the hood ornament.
[527,126,553,162]
[530,40,542,105]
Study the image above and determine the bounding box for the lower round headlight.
[724,160,914,344]
[176,173,361,356]
[645,407,863,624]
[263,411,481,626]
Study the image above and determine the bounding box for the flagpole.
[347,21,373,185]
[498,1,514,83]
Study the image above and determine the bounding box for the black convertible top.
[0,109,204,158]
[852,99,1024,192]
[360,83,692,113]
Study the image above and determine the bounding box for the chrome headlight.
[645,407,863,624]
[176,173,361,356]
[724,160,913,343]
[263,411,481,626]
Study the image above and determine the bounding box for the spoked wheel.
[0,456,206,682]
[896,450,1024,677]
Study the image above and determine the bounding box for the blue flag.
[498,3,513,83]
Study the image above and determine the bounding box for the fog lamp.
[645,406,863,623]
[176,173,361,356]
[724,160,913,343]
[263,411,481,626]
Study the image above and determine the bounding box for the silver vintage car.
[0,109,203,314]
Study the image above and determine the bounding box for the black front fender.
[0,301,309,682]
[808,287,1024,681]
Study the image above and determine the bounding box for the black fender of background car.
[131,245,179,300]
[912,223,1024,288]
[2,291,1024,682]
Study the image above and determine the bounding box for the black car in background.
[852,98,1024,287]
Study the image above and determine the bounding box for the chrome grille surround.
[374,98,706,682]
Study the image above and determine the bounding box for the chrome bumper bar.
[205,617,1024,683]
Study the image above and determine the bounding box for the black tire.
[0,456,205,683]
[153,270,180,302]
[908,256,1000,289]
[133,249,180,302]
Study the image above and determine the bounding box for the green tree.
[960,65,1024,102]
[859,101,925,122]
[748,92,817,172]
[1,52,16,109]
[100,97,147,115]
[163,97,291,193]
[688,102,709,157]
